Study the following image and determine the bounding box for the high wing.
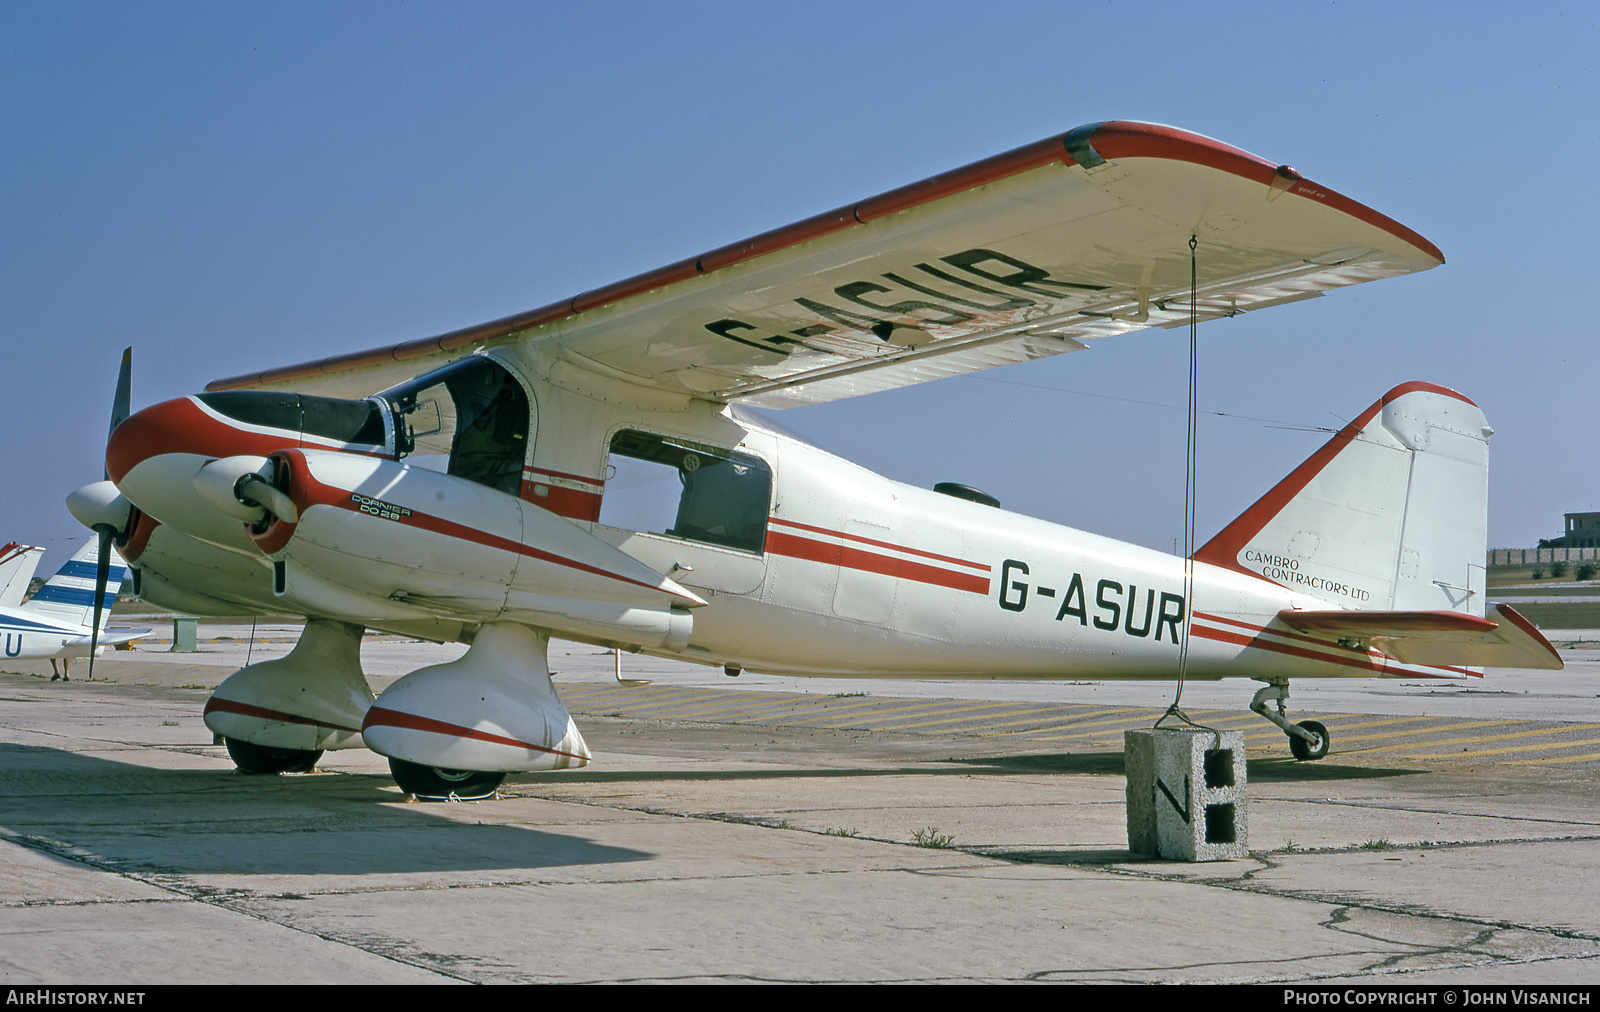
[206,121,1442,405]
[1276,605,1564,670]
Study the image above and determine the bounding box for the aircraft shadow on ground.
[499,751,1419,785]
[0,743,650,877]
[504,763,1104,785]
[946,752,1424,781]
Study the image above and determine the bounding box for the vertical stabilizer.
[20,539,129,630]
[0,543,46,609]
[1194,382,1491,615]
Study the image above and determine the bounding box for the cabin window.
[380,356,530,495]
[194,392,388,447]
[600,430,771,554]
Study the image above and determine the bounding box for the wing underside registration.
[209,122,1443,406]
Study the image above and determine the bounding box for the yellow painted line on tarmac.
[1168,710,1261,724]
[624,692,813,718]
[834,702,1014,730]
[1217,714,1467,747]
[982,708,1161,737]
[1291,714,1437,733]
[1409,735,1600,760]
[561,685,690,706]
[732,697,968,726]
[1007,708,1356,740]
[933,703,1105,730]
[634,697,819,721]
[974,706,1152,735]
[1382,722,1600,751]
[1348,723,1568,753]
[1318,719,1512,747]
[1226,716,1370,744]
[759,695,939,721]
[563,688,786,720]
[722,698,865,721]
[566,688,1093,732]
[867,702,1030,730]
[803,698,974,727]
[624,691,745,712]
[1506,752,1600,766]
[567,686,868,724]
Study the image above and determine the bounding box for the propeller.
[86,348,133,681]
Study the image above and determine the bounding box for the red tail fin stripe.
[1193,382,1477,584]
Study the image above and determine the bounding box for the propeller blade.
[86,525,114,682]
[88,347,133,680]
[106,347,131,482]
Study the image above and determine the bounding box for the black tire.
[389,758,505,799]
[226,737,323,774]
[1288,720,1330,761]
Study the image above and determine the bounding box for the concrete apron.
[5,655,1600,984]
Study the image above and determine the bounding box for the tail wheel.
[1288,720,1330,761]
[225,737,323,774]
[388,758,505,799]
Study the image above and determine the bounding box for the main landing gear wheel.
[225,737,323,774]
[1251,681,1333,762]
[388,758,506,800]
[1288,720,1330,762]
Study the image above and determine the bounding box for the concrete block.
[171,617,198,653]
[1125,728,1247,861]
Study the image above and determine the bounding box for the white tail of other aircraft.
[0,543,46,609]
[19,538,130,631]
[1196,382,1491,616]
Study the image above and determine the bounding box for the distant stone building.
[1540,512,1600,549]
[1488,512,1600,565]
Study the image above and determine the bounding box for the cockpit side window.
[380,357,530,495]
[600,430,771,554]
[194,392,387,447]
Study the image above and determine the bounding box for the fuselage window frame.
[600,429,772,556]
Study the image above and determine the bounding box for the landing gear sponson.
[1250,678,1330,761]
[205,618,590,799]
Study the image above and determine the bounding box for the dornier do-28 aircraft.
[66,121,1562,798]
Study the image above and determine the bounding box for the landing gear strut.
[1250,679,1330,761]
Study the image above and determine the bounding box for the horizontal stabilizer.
[101,626,152,646]
[1277,604,1564,670]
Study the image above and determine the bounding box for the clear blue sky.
[4,1,1596,573]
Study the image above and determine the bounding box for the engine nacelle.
[252,448,703,650]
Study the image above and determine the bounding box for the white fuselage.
[0,606,111,660]
[102,346,1458,685]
